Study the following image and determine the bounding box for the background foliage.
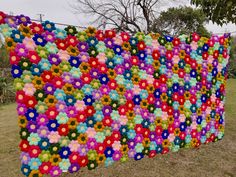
[0,45,15,105]
[191,0,236,25]
[151,6,210,36]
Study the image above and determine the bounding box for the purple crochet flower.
[48,54,61,65]
[178,86,185,95]
[73,78,83,89]
[86,138,97,150]
[155,136,163,145]
[100,85,110,95]
[159,46,166,56]
[180,43,186,50]
[37,126,49,138]
[213,59,218,67]
[56,100,67,112]
[111,120,121,131]
[184,74,191,82]
[166,60,173,69]
[139,61,146,70]
[43,83,56,95]
[20,152,31,164]
[121,51,131,60]
[155,98,161,108]
[66,106,77,118]
[133,105,142,114]
[174,119,180,128]
[166,70,173,79]
[78,52,90,62]
[196,82,202,91]
[102,106,112,116]
[134,133,143,143]
[69,163,80,173]
[16,14,31,26]
[173,110,180,119]
[26,121,38,133]
[128,139,136,149]
[206,82,212,90]
[145,46,153,55]
[123,60,132,70]
[149,113,155,123]
[77,42,89,52]
[185,44,192,54]
[124,90,133,100]
[104,38,114,49]
[15,43,28,57]
[50,166,62,177]
[36,114,49,126]
[78,145,88,156]
[141,109,149,119]
[112,151,122,161]
[145,64,154,75]
[43,31,56,42]
[128,149,136,158]
[90,68,100,79]
[61,72,74,84]
[92,90,102,99]
[160,84,167,93]
[173,47,180,55]
[5,16,18,28]
[201,128,207,136]
[114,64,125,75]
[149,132,157,141]
[17,104,27,115]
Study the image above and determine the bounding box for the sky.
[0,0,236,34]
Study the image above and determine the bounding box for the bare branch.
[72,0,178,34]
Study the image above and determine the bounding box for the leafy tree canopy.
[151,6,210,36]
[191,0,236,25]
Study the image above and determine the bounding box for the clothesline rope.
[5,14,236,35]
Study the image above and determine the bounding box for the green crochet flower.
[87,150,97,161]
[39,150,51,162]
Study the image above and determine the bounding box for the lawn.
[0,79,235,177]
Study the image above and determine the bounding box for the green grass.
[0,79,235,177]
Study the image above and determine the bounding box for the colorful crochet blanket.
[0,11,230,177]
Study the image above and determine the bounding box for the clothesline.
[5,14,236,35]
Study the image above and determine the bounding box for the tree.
[151,6,210,36]
[72,0,183,34]
[228,36,236,78]
[191,0,236,25]
[0,45,10,68]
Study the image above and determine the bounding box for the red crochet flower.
[28,51,41,64]
[39,162,52,174]
[69,152,80,163]
[30,22,44,34]
[0,11,6,24]
[19,140,30,152]
[105,29,116,38]
[24,95,38,108]
[55,39,68,50]
[9,51,21,65]
[16,90,26,104]
[41,70,54,83]
[52,76,64,89]
[66,35,79,47]
[95,30,105,41]
[45,106,59,119]
[58,124,69,136]
[78,156,88,167]
[28,145,41,158]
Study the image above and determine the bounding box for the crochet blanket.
[0,11,230,177]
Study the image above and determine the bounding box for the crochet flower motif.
[0,11,230,177]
